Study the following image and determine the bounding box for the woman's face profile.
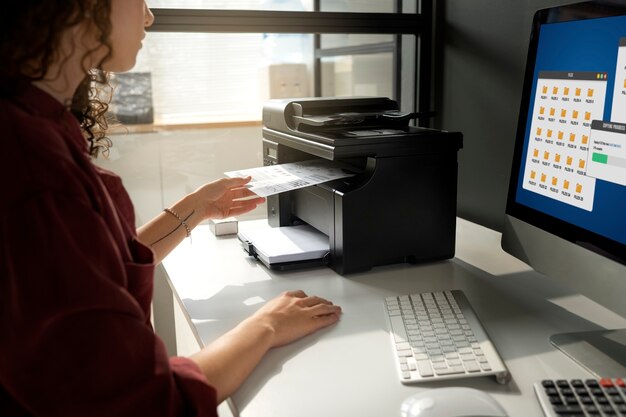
[102,0,154,73]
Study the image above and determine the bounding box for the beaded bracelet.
[163,208,192,238]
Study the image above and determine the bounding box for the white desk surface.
[162,217,626,417]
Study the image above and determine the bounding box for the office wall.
[434,0,572,232]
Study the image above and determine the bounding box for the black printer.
[252,97,462,275]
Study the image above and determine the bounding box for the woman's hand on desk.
[251,290,342,347]
[190,290,341,402]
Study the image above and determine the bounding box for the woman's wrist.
[162,208,192,237]
[239,315,276,349]
[143,193,203,249]
[168,192,204,230]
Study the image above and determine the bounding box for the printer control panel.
[263,142,278,166]
[262,138,312,167]
[263,157,277,167]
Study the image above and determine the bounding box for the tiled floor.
[95,125,266,416]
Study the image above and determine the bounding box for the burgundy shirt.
[0,85,218,416]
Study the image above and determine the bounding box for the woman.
[0,1,341,415]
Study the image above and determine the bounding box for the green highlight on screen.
[592,153,608,164]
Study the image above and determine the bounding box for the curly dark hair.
[1,1,114,157]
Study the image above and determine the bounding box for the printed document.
[225,159,355,197]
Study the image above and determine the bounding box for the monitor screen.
[503,1,626,377]
[507,1,626,263]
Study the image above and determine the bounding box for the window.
[110,0,424,127]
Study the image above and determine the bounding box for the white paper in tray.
[239,225,329,264]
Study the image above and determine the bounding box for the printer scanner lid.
[262,97,462,158]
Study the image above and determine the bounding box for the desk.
[160,217,626,417]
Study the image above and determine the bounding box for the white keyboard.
[385,290,510,384]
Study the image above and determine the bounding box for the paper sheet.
[225,159,355,197]
[238,225,329,264]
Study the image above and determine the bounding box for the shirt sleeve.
[0,190,218,417]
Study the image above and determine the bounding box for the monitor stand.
[551,329,626,377]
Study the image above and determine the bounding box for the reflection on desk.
[161,218,626,417]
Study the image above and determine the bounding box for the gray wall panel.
[435,0,572,232]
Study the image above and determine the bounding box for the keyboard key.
[390,315,409,343]
[464,361,481,373]
[416,360,434,377]
[600,378,615,387]
[563,396,578,405]
[612,395,624,404]
[552,404,583,413]
[595,396,609,404]
[556,379,570,387]
[397,349,413,357]
[435,366,465,376]
[549,396,564,405]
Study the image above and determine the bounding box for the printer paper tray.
[238,225,330,271]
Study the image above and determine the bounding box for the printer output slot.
[283,159,369,235]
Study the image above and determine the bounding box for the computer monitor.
[502,1,626,377]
